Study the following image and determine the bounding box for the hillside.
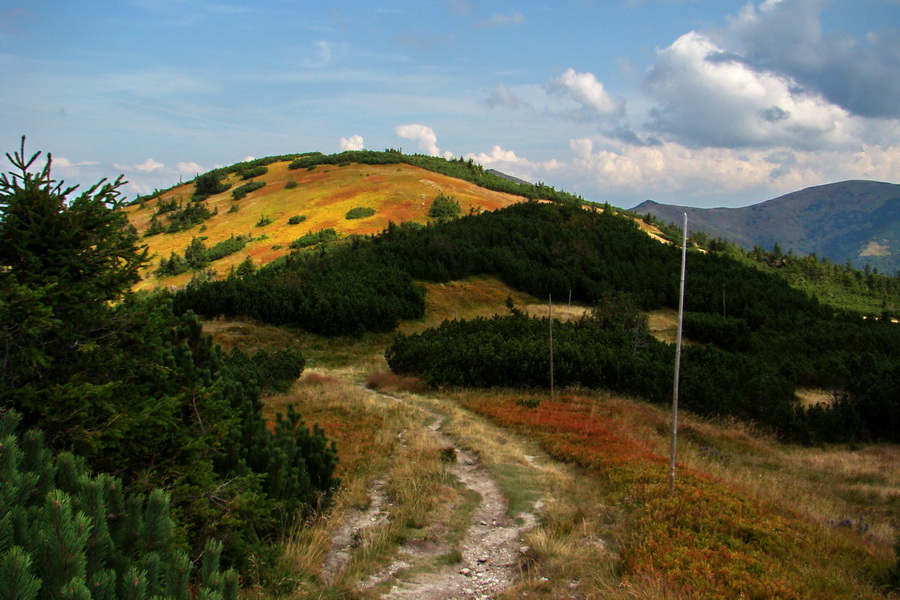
[632,180,900,273]
[6,141,899,599]
[124,159,527,290]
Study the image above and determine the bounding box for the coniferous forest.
[178,200,900,445]
[0,141,337,597]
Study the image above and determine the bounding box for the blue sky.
[3,0,899,208]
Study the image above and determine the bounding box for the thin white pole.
[549,294,555,403]
[548,294,554,402]
[669,213,688,496]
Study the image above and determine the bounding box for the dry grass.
[365,371,424,394]
[199,316,898,599]
[401,275,538,333]
[795,387,835,408]
[455,387,898,599]
[255,370,468,598]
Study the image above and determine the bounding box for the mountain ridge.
[632,180,900,273]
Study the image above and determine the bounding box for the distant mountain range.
[631,180,900,274]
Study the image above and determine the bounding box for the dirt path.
[323,388,539,599]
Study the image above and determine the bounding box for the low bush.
[428,193,461,220]
[290,228,339,249]
[239,165,268,180]
[288,214,307,225]
[0,410,239,600]
[232,180,266,200]
[256,214,273,227]
[207,235,250,262]
[345,206,376,219]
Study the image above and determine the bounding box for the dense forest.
[0,141,338,597]
[178,200,900,444]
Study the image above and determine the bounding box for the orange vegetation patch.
[460,393,886,599]
[365,371,424,394]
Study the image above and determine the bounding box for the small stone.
[479,520,488,526]
[460,567,472,577]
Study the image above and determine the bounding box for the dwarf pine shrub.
[0,409,237,600]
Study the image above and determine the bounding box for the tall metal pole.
[549,294,555,403]
[669,213,688,496]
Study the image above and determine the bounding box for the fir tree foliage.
[0,410,238,600]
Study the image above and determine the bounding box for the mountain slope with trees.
[176,199,900,445]
[633,180,900,273]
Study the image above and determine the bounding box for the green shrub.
[227,203,239,213]
[290,228,339,249]
[288,214,307,225]
[165,202,217,233]
[0,409,238,600]
[285,179,298,189]
[232,180,266,200]
[154,197,179,215]
[239,165,268,180]
[156,251,188,277]
[345,206,376,219]
[428,193,461,220]
[192,171,231,200]
[144,216,167,237]
[207,235,249,262]
[255,214,273,227]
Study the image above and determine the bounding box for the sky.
[2,0,900,208]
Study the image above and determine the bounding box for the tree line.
[173,177,900,444]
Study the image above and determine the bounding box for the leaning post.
[669,213,688,496]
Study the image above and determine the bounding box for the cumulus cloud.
[135,158,164,172]
[52,156,99,168]
[465,145,561,182]
[339,134,365,151]
[550,68,624,118]
[730,0,900,119]
[465,135,900,207]
[643,31,860,150]
[395,124,451,158]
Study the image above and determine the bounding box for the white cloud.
[644,31,860,150]
[136,158,164,172]
[52,156,99,168]
[175,161,202,176]
[466,136,900,207]
[339,134,365,151]
[395,124,452,158]
[550,68,624,118]
[465,145,561,183]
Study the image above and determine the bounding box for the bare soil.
[322,388,539,599]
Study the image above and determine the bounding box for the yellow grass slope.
[123,160,526,290]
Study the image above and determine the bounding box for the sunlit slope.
[123,160,527,290]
